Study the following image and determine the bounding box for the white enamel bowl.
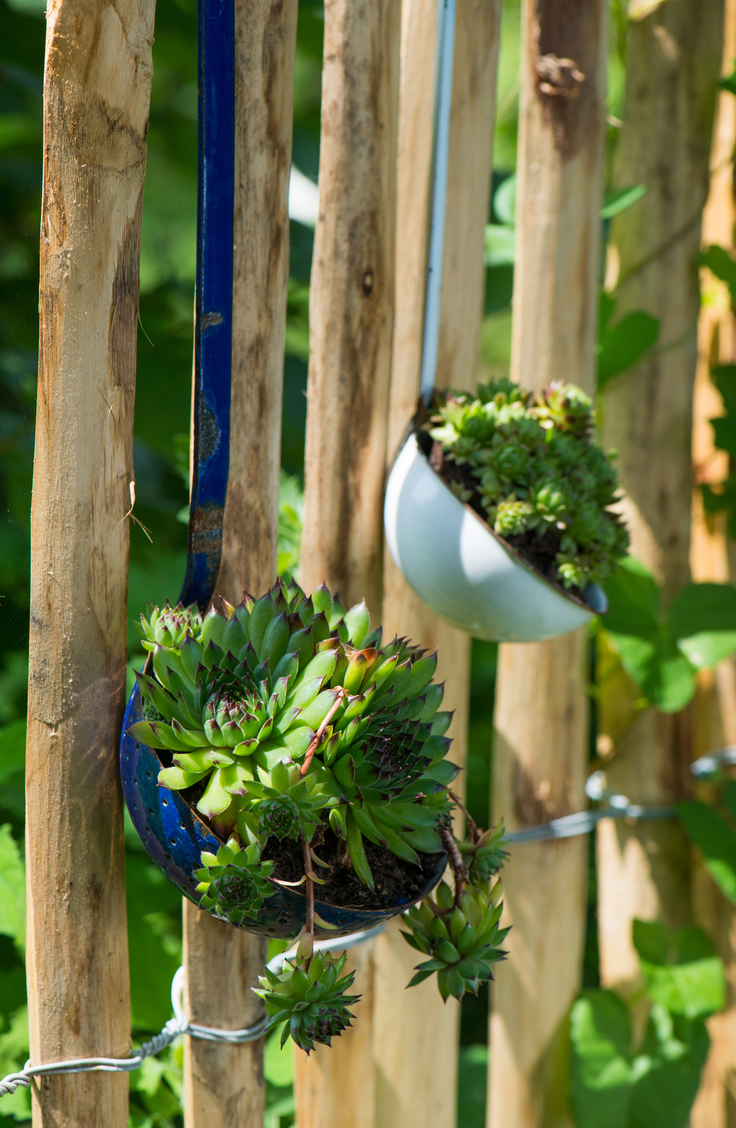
[384,434,607,643]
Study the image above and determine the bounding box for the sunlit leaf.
[597,310,660,387]
[601,185,648,220]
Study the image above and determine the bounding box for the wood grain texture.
[26,0,154,1123]
[294,0,400,1120]
[183,4,297,1125]
[375,2,501,1126]
[489,3,607,1125]
[182,911,268,1128]
[298,0,400,618]
[490,633,590,1128]
[597,0,724,999]
[687,3,736,1122]
[216,0,298,605]
[509,0,607,393]
[291,945,376,1128]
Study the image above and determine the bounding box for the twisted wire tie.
[3,745,733,1097]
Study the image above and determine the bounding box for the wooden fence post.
[182,2,297,1124]
[292,0,400,1121]
[26,0,155,1124]
[374,1,501,1126]
[597,0,723,1001]
[690,6,736,1121]
[488,3,607,1126]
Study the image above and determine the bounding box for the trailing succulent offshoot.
[422,377,629,590]
[129,577,509,1050]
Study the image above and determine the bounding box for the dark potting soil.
[262,823,446,911]
[173,766,447,912]
[426,438,586,604]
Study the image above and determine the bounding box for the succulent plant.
[401,875,509,1002]
[128,578,455,874]
[195,837,275,925]
[422,377,629,590]
[254,947,361,1053]
[129,577,510,1048]
[457,821,510,884]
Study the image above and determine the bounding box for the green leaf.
[666,581,736,668]
[126,854,182,1031]
[264,1026,295,1087]
[711,413,736,458]
[493,174,516,225]
[0,826,25,951]
[344,600,370,648]
[602,556,660,638]
[607,633,696,713]
[668,581,736,635]
[632,919,668,966]
[628,1026,703,1128]
[0,721,25,785]
[712,364,736,420]
[484,223,516,267]
[569,990,631,1128]
[644,958,725,1019]
[597,310,660,387]
[677,800,736,905]
[701,245,736,300]
[720,63,736,97]
[600,184,648,220]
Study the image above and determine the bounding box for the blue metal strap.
[179,0,235,610]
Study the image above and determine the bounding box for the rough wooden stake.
[684,2,736,1121]
[597,0,723,1001]
[374,1,501,1126]
[182,2,297,1125]
[293,0,400,1119]
[489,3,607,1126]
[26,0,155,1124]
[298,0,400,620]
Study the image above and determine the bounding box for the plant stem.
[449,790,479,843]
[300,687,347,776]
[440,826,468,910]
[302,835,315,966]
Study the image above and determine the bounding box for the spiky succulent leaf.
[253,950,361,1052]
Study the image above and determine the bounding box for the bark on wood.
[375,1,501,1126]
[489,3,607,1125]
[298,0,400,618]
[26,0,155,1123]
[183,3,297,1125]
[293,0,400,1120]
[597,0,724,999]
[688,2,736,1120]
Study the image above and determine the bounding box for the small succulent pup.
[129,578,509,1050]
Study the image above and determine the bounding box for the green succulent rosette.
[127,576,457,885]
[422,377,629,590]
[195,837,276,925]
[254,949,361,1053]
[401,876,509,1002]
[457,821,510,885]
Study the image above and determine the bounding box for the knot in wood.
[362,270,374,296]
[535,54,585,99]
